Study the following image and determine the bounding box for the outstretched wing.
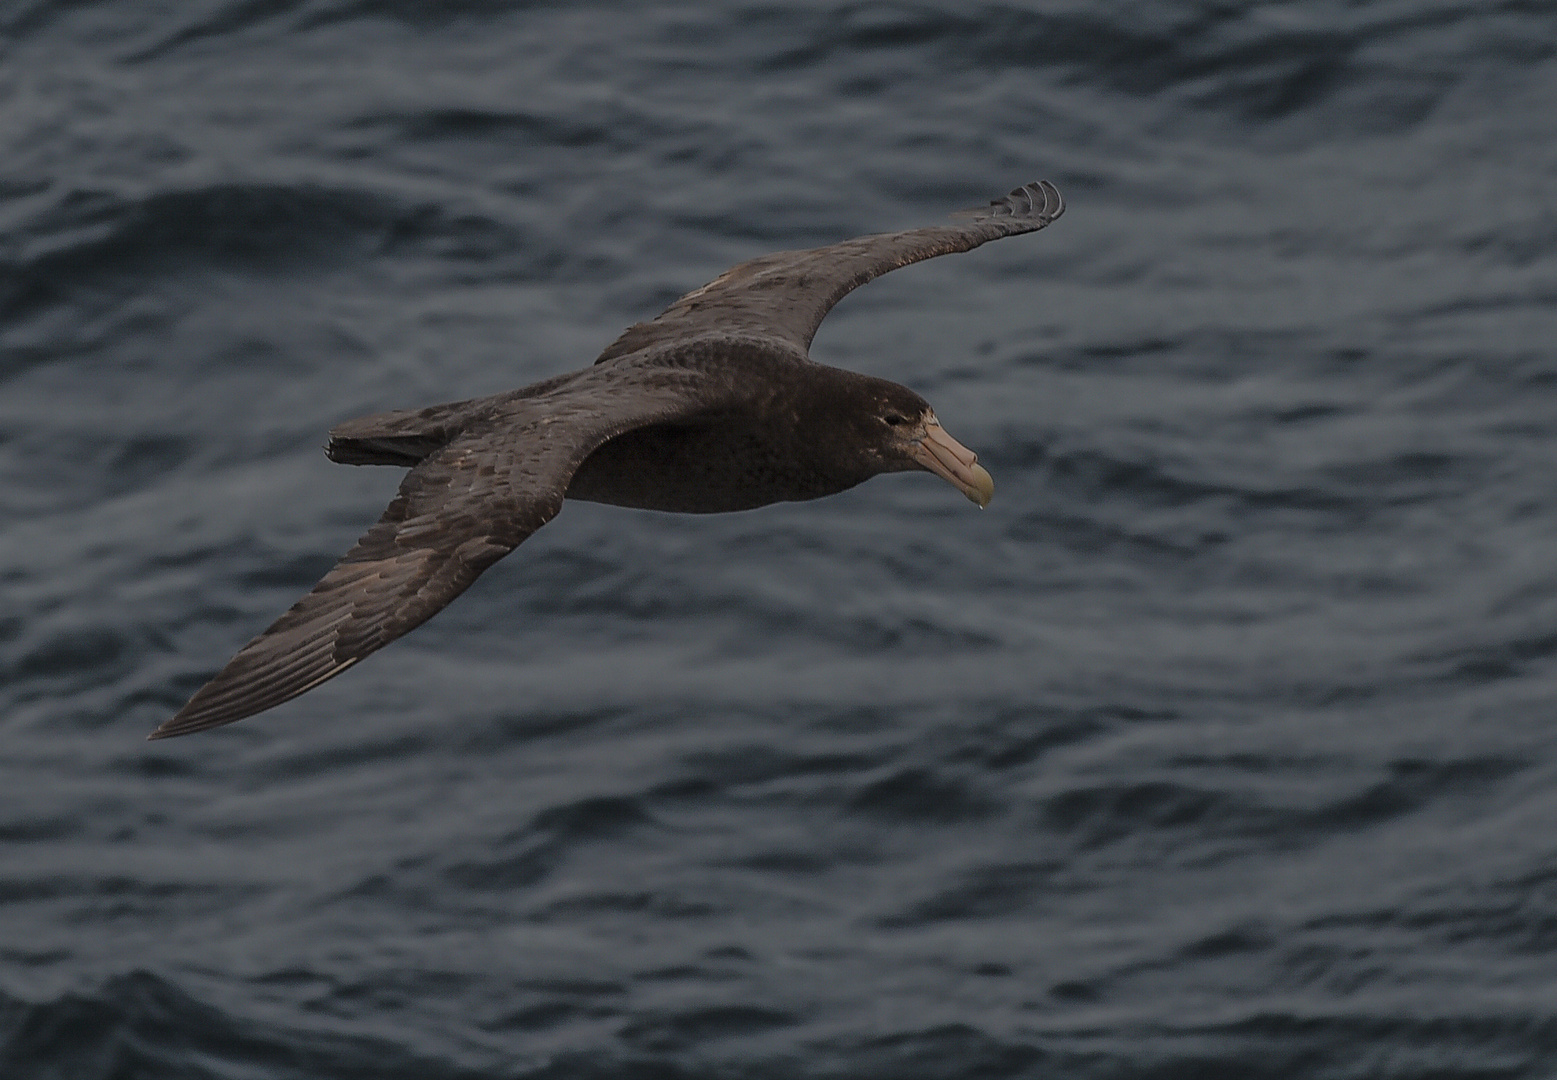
[152,366,709,738]
[595,180,1063,364]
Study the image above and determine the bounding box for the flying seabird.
[151,180,1064,739]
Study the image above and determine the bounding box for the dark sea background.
[5,2,1557,1077]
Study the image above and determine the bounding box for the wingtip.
[148,690,225,740]
[1013,179,1063,221]
[146,705,245,740]
[145,653,364,742]
[953,178,1065,223]
[147,708,205,740]
[1037,178,1065,221]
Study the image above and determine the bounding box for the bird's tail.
[325,398,481,466]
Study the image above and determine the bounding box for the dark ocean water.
[4,1,1557,1076]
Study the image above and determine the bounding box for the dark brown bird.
[152,180,1064,738]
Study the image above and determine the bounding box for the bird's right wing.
[152,365,710,738]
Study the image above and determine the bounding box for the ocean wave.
[0,181,551,322]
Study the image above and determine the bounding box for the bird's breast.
[565,416,859,514]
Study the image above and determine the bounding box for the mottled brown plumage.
[152,180,1063,738]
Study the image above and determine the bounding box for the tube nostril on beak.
[911,419,993,507]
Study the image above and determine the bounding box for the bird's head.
[836,379,993,508]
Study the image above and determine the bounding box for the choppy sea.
[4,2,1557,1077]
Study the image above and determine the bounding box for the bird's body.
[567,343,925,513]
[153,180,1063,739]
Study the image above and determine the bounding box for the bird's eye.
[882,413,909,427]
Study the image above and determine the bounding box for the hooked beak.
[911,414,994,508]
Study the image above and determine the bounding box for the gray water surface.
[4,2,1557,1077]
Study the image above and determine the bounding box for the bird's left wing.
[152,366,708,738]
[595,180,1063,363]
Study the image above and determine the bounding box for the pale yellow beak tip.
[968,464,994,509]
